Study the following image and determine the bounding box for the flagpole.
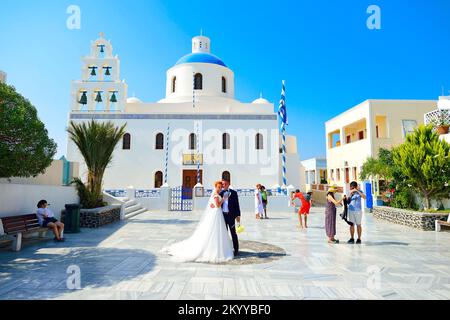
[280,80,288,193]
[164,123,170,185]
[193,72,201,187]
[196,122,201,185]
[282,124,287,189]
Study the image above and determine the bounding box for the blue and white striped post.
[192,71,196,109]
[196,122,201,185]
[192,72,201,186]
[278,80,288,193]
[164,123,170,185]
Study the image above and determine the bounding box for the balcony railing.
[182,153,203,165]
[425,109,450,126]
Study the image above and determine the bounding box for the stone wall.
[373,206,449,231]
[80,205,121,228]
[62,205,121,228]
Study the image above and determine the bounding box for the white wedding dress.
[161,193,234,263]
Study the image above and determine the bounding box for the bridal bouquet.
[236,224,245,234]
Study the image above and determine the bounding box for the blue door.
[365,181,373,209]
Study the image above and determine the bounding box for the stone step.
[125,208,147,219]
[125,204,142,214]
[124,200,137,208]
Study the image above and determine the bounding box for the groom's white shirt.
[222,190,230,213]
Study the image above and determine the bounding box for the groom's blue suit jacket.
[220,189,241,219]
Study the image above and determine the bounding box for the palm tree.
[67,120,126,208]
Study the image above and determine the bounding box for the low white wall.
[0,183,79,219]
[135,197,167,211]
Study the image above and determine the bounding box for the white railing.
[425,109,450,126]
[135,189,161,199]
[104,189,127,198]
[201,188,286,197]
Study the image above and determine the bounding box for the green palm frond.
[68,120,126,208]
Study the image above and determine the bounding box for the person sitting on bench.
[36,200,65,242]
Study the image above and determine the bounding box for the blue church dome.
[176,53,227,67]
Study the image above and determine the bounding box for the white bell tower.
[70,33,127,112]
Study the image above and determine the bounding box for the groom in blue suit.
[220,179,241,256]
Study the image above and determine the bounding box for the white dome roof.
[252,97,270,104]
[127,97,142,104]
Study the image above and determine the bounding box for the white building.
[67,34,305,192]
[301,157,327,186]
[425,95,450,144]
[326,99,436,195]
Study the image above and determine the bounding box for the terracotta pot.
[437,125,449,135]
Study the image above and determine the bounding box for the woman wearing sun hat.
[325,185,343,244]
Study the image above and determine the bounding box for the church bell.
[95,91,103,103]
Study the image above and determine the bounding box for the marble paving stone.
[1,207,450,300]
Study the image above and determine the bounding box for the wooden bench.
[435,214,450,232]
[0,214,49,251]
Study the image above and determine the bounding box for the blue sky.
[1,0,449,160]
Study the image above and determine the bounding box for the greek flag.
[278,80,288,129]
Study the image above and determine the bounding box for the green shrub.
[390,188,417,210]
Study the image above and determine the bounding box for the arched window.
[222,171,231,183]
[222,76,227,93]
[194,73,203,90]
[189,133,197,150]
[154,171,163,188]
[222,133,230,150]
[123,133,131,150]
[256,133,264,150]
[155,133,164,150]
[171,76,176,93]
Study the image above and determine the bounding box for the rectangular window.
[336,169,341,181]
[376,125,379,138]
[346,135,351,144]
[402,120,418,138]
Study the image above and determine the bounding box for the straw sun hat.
[328,185,339,193]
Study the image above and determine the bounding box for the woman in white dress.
[161,181,234,263]
[255,184,264,219]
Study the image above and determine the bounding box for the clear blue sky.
[1,0,449,160]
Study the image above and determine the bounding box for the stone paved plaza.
[1,206,450,300]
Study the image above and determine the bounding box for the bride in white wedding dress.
[161,181,234,263]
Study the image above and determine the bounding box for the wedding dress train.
[161,194,234,263]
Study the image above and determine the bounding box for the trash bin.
[64,204,81,233]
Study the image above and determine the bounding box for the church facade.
[66,34,305,191]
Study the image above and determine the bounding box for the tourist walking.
[325,186,343,244]
[254,184,264,219]
[347,181,366,244]
[261,186,269,219]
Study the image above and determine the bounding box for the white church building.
[66,34,305,193]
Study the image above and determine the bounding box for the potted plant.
[432,111,449,135]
